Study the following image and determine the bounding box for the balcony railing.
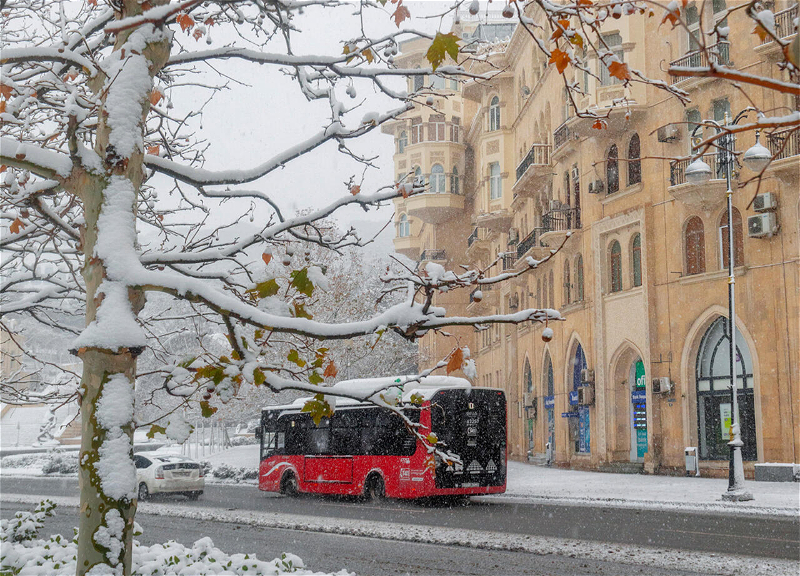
[516,229,538,260]
[553,122,571,152]
[542,206,581,233]
[501,253,515,271]
[670,153,724,186]
[761,4,798,44]
[467,227,479,247]
[669,42,730,84]
[419,249,446,262]
[515,144,551,181]
[766,129,800,162]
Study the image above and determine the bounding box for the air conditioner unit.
[752,192,777,212]
[652,377,672,394]
[578,386,595,406]
[522,392,533,406]
[508,227,519,244]
[657,125,680,143]
[525,397,538,419]
[580,368,595,384]
[588,179,604,194]
[747,213,778,238]
[508,293,519,310]
[548,199,561,211]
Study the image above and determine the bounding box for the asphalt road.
[1,476,797,566]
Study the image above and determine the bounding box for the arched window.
[413,68,424,92]
[489,96,501,131]
[631,233,642,287]
[524,359,533,393]
[685,216,705,275]
[719,208,744,269]
[607,144,619,194]
[609,240,622,292]
[548,270,555,308]
[574,254,584,301]
[563,260,571,305]
[628,133,641,186]
[397,131,407,154]
[696,316,756,460]
[450,166,460,195]
[542,276,547,309]
[398,214,410,237]
[413,166,423,187]
[430,164,445,193]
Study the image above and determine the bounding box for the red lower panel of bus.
[259,455,505,499]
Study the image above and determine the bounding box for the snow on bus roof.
[262,375,471,414]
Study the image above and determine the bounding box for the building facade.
[383,3,799,477]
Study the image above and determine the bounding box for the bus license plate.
[461,482,478,488]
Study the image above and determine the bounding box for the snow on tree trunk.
[73,4,171,574]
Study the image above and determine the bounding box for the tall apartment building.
[383,3,799,477]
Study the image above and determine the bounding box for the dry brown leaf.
[350,185,361,195]
[323,361,338,378]
[549,48,571,74]
[446,347,464,375]
[262,253,272,265]
[608,61,631,82]
[176,13,194,33]
[9,217,25,234]
[149,90,163,106]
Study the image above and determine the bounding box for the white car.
[134,454,204,501]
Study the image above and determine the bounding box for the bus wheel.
[364,474,385,502]
[281,472,299,497]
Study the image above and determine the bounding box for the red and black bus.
[258,378,506,499]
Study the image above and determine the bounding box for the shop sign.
[544,395,555,409]
[568,390,579,405]
[561,411,579,418]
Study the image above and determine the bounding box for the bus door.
[303,415,354,484]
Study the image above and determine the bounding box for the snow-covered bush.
[0,453,45,470]
[40,452,79,475]
[210,463,258,483]
[230,435,258,446]
[0,501,346,575]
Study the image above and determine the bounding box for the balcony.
[406,177,464,224]
[393,235,420,260]
[756,5,798,58]
[668,153,728,211]
[466,226,491,261]
[419,248,447,263]
[501,253,515,271]
[553,121,572,156]
[515,228,549,264]
[669,42,730,87]
[765,129,800,183]
[539,206,581,247]
[513,144,552,198]
[476,209,513,233]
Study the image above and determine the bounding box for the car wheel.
[138,482,149,501]
[364,474,385,502]
[281,472,299,497]
[187,491,201,501]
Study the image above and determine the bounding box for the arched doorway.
[543,352,555,463]
[571,344,590,454]
[696,317,757,461]
[523,359,534,454]
[610,347,647,463]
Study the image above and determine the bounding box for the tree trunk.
[75,3,171,574]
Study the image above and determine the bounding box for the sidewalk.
[502,461,799,517]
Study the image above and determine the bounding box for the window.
[397,130,407,154]
[685,216,706,275]
[686,108,702,153]
[562,87,571,123]
[430,164,446,193]
[413,72,424,92]
[489,162,502,200]
[563,171,571,206]
[537,279,542,308]
[431,74,445,90]
[489,96,501,131]
[574,254,584,302]
[413,166,423,187]
[563,260,571,305]
[606,144,619,194]
[410,117,423,144]
[450,166,460,195]
[628,134,641,186]
[631,233,642,287]
[449,78,459,91]
[450,117,460,142]
[712,0,727,15]
[398,214,410,237]
[599,33,623,86]
[572,164,581,227]
[548,270,555,308]
[686,4,700,54]
[609,240,622,292]
[719,208,744,269]
[428,114,445,142]
[541,277,547,310]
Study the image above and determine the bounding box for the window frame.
[631,233,642,287]
[398,213,410,237]
[489,96,501,131]
[609,240,623,292]
[606,144,620,194]
[685,216,706,276]
[430,163,446,193]
[397,130,407,154]
[489,162,502,200]
[628,133,641,186]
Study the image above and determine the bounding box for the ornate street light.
[688,109,760,502]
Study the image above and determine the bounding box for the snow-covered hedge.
[1,451,79,475]
[209,463,258,483]
[229,435,258,446]
[0,501,348,576]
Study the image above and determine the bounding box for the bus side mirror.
[255,426,262,441]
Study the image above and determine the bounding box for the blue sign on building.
[561,411,579,418]
[544,395,555,409]
[631,390,647,402]
[568,390,579,405]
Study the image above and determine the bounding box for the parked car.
[134,454,204,500]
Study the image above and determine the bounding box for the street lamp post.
[684,109,769,501]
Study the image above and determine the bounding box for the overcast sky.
[168,1,457,254]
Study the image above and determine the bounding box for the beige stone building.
[383,3,799,477]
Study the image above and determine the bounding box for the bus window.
[361,410,416,456]
[261,431,276,460]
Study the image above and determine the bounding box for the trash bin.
[684,446,700,477]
